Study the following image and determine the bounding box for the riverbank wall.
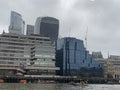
[0,76,119,84]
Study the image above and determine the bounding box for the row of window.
[0,58,27,60]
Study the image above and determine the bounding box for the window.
[83,60,84,63]
[90,58,92,64]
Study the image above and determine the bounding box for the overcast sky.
[0,0,120,57]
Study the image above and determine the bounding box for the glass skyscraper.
[34,17,59,43]
[26,24,34,35]
[9,11,25,35]
[56,37,101,76]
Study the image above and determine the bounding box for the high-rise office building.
[56,37,102,76]
[26,25,34,35]
[92,52,103,58]
[9,11,25,35]
[34,17,59,43]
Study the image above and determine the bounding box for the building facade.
[92,52,106,66]
[0,33,59,76]
[92,52,120,79]
[26,25,34,35]
[9,11,25,35]
[104,55,120,79]
[56,37,102,76]
[34,17,59,43]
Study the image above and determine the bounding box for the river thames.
[0,84,120,90]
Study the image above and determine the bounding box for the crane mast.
[85,27,88,49]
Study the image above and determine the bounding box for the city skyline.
[0,0,120,57]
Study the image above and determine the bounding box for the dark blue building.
[56,37,102,76]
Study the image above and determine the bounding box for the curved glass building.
[34,17,59,43]
[9,11,25,35]
[56,37,102,76]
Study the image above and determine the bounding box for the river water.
[0,83,120,90]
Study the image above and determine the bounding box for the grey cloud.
[0,0,120,57]
[72,0,120,56]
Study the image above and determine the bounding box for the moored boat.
[0,79,4,83]
[37,80,55,84]
[19,80,27,84]
[70,81,88,86]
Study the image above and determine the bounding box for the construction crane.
[85,27,88,49]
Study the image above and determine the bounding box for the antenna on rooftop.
[85,26,88,49]
[108,51,110,59]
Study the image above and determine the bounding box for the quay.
[0,75,119,84]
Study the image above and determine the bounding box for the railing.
[0,67,25,73]
[25,66,60,70]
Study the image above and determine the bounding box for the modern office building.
[56,37,102,76]
[9,11,25,35]
[0,33,59,76]
[92,52,106,65]
[34,17,59,43]
[26,25,34,35]
[92,52,103,58]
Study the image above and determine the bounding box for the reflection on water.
[0,83,120,90]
